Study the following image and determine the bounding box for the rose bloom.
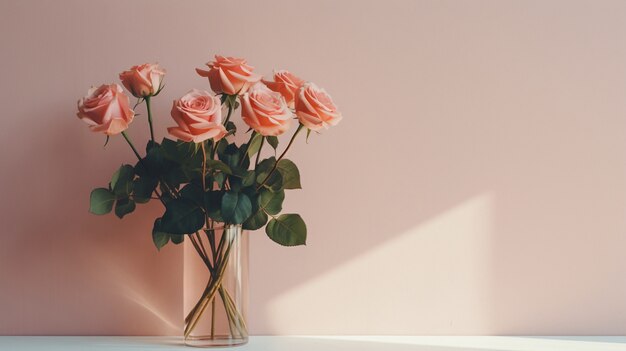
[262,70,305,108]
[168,89,227,143]
[240,83,292,137]
[119,63,166,98]
[196,55,262,95]
[77,84,135,135]
[294,83,342,131]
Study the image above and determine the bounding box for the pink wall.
[1,0,626,335]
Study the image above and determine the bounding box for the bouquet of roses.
[76,55,341,344]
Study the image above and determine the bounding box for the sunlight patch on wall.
[264,192,496,334]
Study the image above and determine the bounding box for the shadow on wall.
[0,103,182,335]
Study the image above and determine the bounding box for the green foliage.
[213,172,226,189]
[160,199,205,234]
[115,198,136,219]
[170,234,184,244]
[219,143,249,172]
[221,192,252,225]
[266,136,279,150]
[133,176,157,203]
[205,191,224,222]
[243,210,268,230]
[111,164,134,196]
[246,133,263,159]
[204,159,232,174]
[152,218,170,250]
[88,116,313,249]
[225,121,237,135]
[89,188,115,215]
[265,214,307,246]
[241,170,256,187]
[179,183,204,206]
[264,170,283,192]
[258,189,284,215]
[255,157,275,176]
[255,157,283,192]
[276,159,302,189]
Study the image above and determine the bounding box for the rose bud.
[119,63,166,98]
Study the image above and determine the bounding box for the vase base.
[184,335,248,348]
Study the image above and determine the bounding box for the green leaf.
[216,139,227,155]
[146,140,158,153]
[219,143,241,169]
[161,199,205,235]
[258,189,284,215]
[242,170,256,187]
[179,183,204,205]
[265,214,307,246]
[226,121,237,135]
[114,198,136,219]
[246,133,263,159]
[306,128,312,143]
[255,157,275,177]
[145,143,178,175]
[255,157,283,192]
[214,173,226,189]
[243,210,268,230]
[276,159,302,189]
[89,188,116,215]
[265,170,283,192]
[205,191,224,222]
[221,192,252,225]
[228,174,243,192]
[205,159,232,174]
[133,176,157,203]
[164,166,189,188]
[111,164,135,196]
[170,234,184,244]
[152,218,170,250]
[161,138,183,160]
[267,136,279,150]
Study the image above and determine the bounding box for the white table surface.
[1,336,626,351]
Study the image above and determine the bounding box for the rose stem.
[218,287,237,337]
[201,141,217,339]
[211,299,216,339]
[256,123,304,190]
[185,239,234,337]
[145,96,155,143]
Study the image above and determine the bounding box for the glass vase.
[184,224,248,347]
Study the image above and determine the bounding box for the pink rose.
[196,55,262,95]
[168,89,227,143]
[119,63,166,98]
[77,84,135,135]
[294,83,342,131]
[240,83,292,137]
[262,70,305,108]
